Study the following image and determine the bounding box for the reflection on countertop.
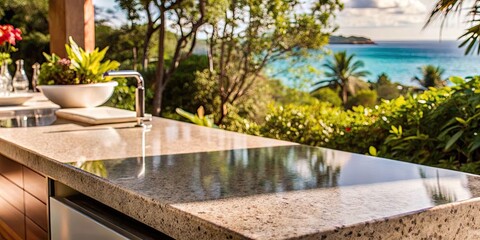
[0,93,61,128]
[69,145,480,239]
[0,117,295,163]
[0,108,58,128]
[71,145,480,205]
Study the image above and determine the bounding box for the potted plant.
[37,37,120,108]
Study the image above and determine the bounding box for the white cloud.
[345,0,427,14]
[338,0,428,28]
[334,0,462,40]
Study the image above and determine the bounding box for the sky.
[93,0,465,41]
[336,0,464,40]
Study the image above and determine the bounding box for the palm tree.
[412,65,447,89]
[426,0,480,54]
[312,51,370,105]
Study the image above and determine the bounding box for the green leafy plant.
[176,106,218,128]
[252,75,480,174]
[38,37,120,85]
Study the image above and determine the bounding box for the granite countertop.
[1,108,480,239]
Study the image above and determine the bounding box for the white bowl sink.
[0,93,34,106]
[37,81,118,108]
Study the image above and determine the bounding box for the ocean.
[266,41,480,89]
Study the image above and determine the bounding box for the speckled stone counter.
[1,114,480,239]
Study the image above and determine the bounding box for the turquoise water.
[267,41,480,88]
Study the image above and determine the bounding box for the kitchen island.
[0,104,480,239]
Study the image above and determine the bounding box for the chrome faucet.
[103,70,146,127]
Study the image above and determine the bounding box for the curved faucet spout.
[103,70,146,127]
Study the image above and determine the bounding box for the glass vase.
[0,61,12,94]
[12,59,29,93]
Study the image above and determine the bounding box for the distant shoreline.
[329,35,376,45]
[329,41,376,45]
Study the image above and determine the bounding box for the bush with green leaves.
[255,76,480,174]
[311,88,342,107]
[346,89,378,109]
[258,103,380,153]
[373,76,480,173]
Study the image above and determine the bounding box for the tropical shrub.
[259,103,380,153]
[376,76,480,173]
[374,73,402,100]
[346,89,378,109]
[257,76,480,174]
[311,88,342,107]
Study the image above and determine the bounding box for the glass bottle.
[0,64,7,94]
[0,61,13,93]
[31,63,40,92]
[13,59,29,93]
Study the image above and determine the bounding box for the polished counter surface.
[0,112,480,239]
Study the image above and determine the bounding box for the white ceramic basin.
[38,81,118,108]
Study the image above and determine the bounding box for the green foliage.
[312,51,370,105]
[37,54,75,85]
[95,23,179,69]
[412,65,447,89]
[269,79,320,106]
[311,88,342,107]
[206,0,343,123]
[176,106,217,128]
[426,0,480,55]
[104,78,135,110]
[374,73,402,100]
[257,76,480,174]
[104,69,154,111]
[162,55,212,113]
[39,37,120,85]
[346,89,378,109]
[259,103,379,153]
[0,0,49,71]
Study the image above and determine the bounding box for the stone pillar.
[48,0,95,57]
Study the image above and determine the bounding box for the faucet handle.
[103,70,146,127]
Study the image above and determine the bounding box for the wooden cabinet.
[0,155,48,240]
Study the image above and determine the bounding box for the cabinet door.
[25,193,47,231]
[0,155,23,187]
[0,155,48,240]
[26,217,47,240]
[0,196,25,239]
[0,175,24,213]
[23,167,47,204]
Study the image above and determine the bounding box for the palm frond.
[459,23,480,54]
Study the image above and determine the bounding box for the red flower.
[345,127,351,133]
[0,24,22,46]
[12,28,22,41]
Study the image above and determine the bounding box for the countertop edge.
[2,134,480,239]
[301,197,480,240]
[0,138,252,240]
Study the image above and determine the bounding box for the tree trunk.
[342,83,348,105]
[216,100,228,125]
[152,12,166,116]
[132,47,137,71]
[142,28,153,70]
